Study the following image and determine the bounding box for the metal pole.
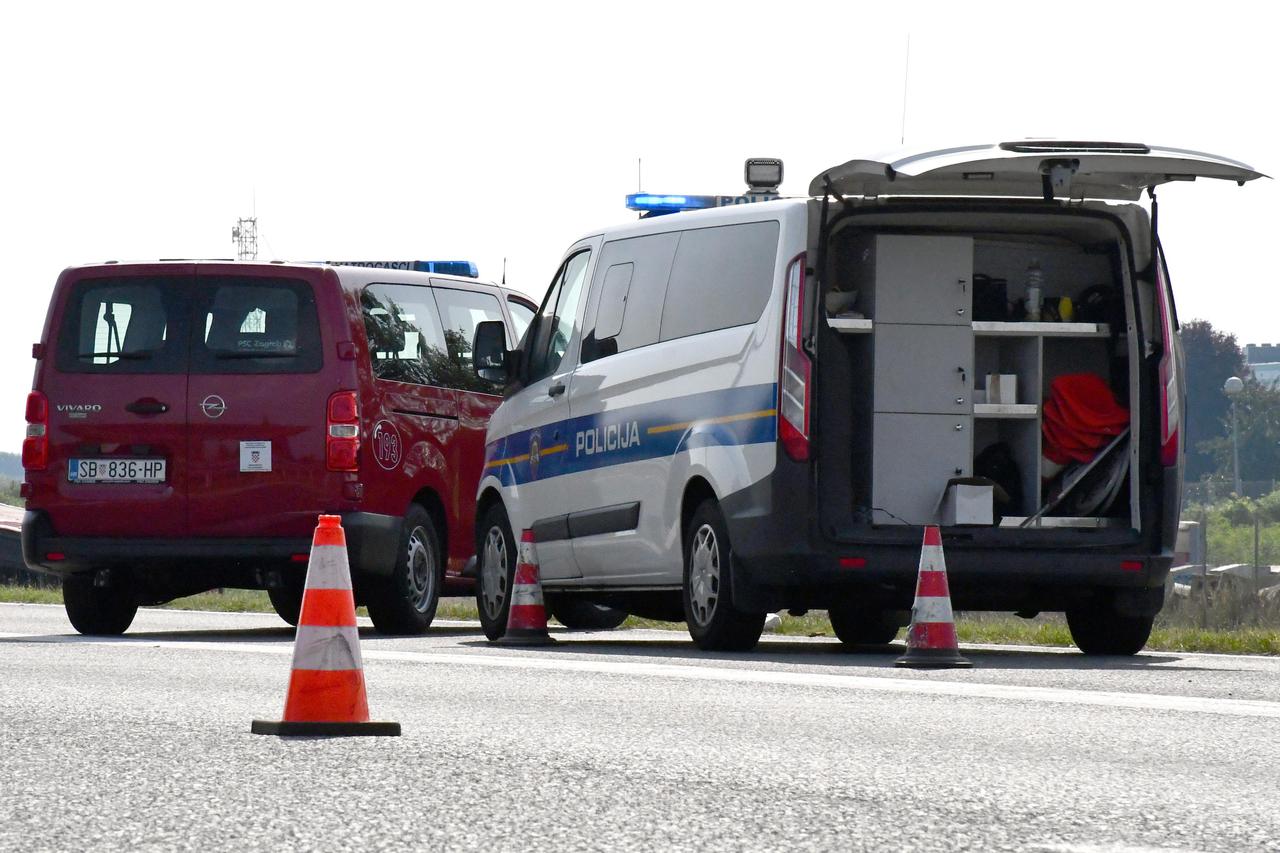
[1255,514,1262,596]
[1231,400,1242,496]
[1199,507,1209,630]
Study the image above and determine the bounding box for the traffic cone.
[252,515,401,736]
[894,526,972,669]
[496,529,555,646]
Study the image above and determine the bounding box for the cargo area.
[813,203,1151,547]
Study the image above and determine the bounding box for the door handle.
[548,382,566,398]
[126,398,168,415]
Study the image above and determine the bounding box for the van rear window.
[54,274,322,374]
[55,277,187,374]
[190,277,322,374]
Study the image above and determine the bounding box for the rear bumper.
[21,509,402,579]
[731,544,1172,613]
[719,476,1171,614]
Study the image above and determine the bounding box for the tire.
[365,504,443,635]
[827,604,902,648]
[682,499,765,651]
[267,582,303,627]
[476,502,517,641]
[62,574,137,636]
[548,598,628,631]
[1065,604,1154,656]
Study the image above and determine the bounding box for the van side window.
[192,278,322,374]
[583,232,679,360]
[593,263,634,340]
[527,250,590,383]
[56,278,185,374]
[506,298,535,343]
[431,286,506,393]
[660,221,780,342]
[361,283,450,386]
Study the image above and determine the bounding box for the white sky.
[2,0,1276,447]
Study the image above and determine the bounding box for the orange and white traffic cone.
[252,515,401,736]
[894,525,972,669]
[496,529,554,646]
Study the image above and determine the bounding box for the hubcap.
[404,526,436,613]
[688,524,720,627]
[480,526,509,620]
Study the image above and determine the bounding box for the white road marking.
[4,628,1280,720]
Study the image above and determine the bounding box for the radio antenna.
[900,34,911,145]
[502,257,507,286]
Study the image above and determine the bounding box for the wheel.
[548,597,628,631]
[476,502,517,641]
[62,574,137,636]
[267,582,303,627]
[827,604,902,648]
[365,505,443,635]
[682,499,765,651]
[1065,603,1154,655]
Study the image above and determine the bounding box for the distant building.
[1244,343,1280,388]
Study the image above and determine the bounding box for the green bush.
[1255,489,1280,524]
[0,476,21,508]
[1215,495,1258,526]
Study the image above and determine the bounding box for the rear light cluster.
[779,253,811,462]
[1154,259,1180,467]
[326,391,360,472]
[23,392,48,471]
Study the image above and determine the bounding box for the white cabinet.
[864,235,974,523]
[857,233,1117,525]
[858,234,973,325]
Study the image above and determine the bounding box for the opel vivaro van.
[22,260,535,635]
[470,142,1265,653]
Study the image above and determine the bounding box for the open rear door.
[810,141,1265,201]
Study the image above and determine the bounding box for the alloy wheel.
[480,525,509,620]
[688,524,720,627]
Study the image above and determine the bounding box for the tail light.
[23,391,48,471]
[779,253,811,462]
[1155,257,1180,467]
[326,391,360,472]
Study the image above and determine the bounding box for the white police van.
[471,143,1264,652]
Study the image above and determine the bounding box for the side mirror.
[472,320,509,383]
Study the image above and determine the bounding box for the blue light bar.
[625,193,717,214]
[326,260,479,278]
[413,260,479,277]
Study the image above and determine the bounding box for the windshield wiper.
[208,348,297,360]
[77,350,153,361]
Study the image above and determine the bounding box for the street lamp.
[1224,375,1244,495]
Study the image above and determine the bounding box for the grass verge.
[3,584,1276,654]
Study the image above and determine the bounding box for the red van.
[21,260,536,635]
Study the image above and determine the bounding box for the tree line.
[1184,320,1280,487]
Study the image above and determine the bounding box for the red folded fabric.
[1041,373,1128,465]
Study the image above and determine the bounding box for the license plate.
[68,458,167,484]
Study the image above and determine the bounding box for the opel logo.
[200,395,227,419]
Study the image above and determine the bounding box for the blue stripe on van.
[484,383,778,487]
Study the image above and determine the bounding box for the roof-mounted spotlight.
[745,158,783,195]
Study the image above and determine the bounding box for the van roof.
[60,259,501,293]
[568,197,808,247]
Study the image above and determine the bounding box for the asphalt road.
[2,603,1278,852]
